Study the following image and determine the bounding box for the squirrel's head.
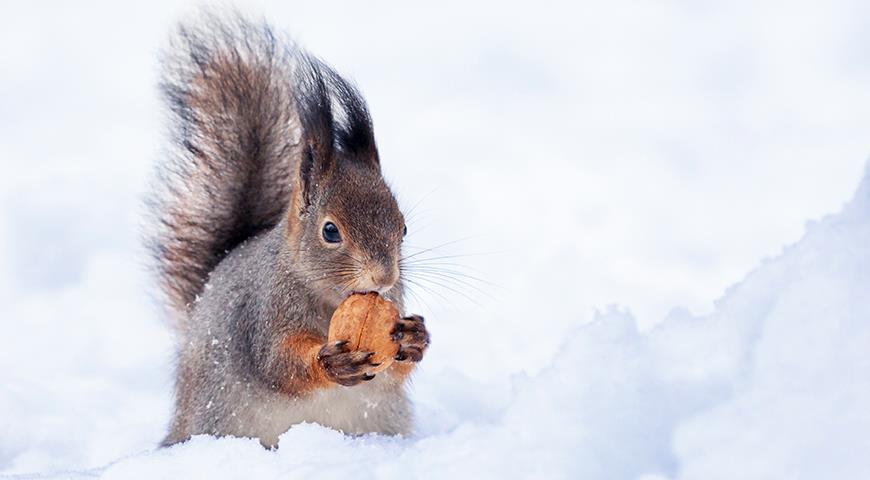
[285,55,405,307]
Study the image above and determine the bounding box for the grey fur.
[149,11,423,447]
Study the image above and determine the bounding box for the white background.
[2,1,870,477]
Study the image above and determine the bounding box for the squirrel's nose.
[360,262,399,293]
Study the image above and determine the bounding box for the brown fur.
[149,12,429,447]
[149,13,300,326]
[280,333,331,394]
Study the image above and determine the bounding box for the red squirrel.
[148,12,429,447]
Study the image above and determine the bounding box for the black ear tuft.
[323,68,379,165]
[293,53,336,206]
[294,52,379,174]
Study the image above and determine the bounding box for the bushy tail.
[148,13,301,324]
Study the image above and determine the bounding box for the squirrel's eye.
[322,222,342,243]
[403,224,408,237]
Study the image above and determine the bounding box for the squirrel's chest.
[249,374,411,446]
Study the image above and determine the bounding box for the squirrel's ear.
[291,51,381,211]
[294,54,337,209]
[295,146,320,210]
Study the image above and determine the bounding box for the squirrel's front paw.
[317,341,381,386]
[391,315,430,363]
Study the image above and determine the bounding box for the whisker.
[399,237,475,262]
[400,268,497,300]
[400,252,503,265]
[403,217,436,238]
[402,186,441,221]
[336,250,364,265]
[297,267,360,278]
[336,276,358,296]
[402,272,483,306]
[400,265,500,289]
[402,276,456,306]
[399,281,434,314]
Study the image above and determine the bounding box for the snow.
[4,169,868,478]
[3,1,870,479]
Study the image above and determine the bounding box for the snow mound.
[3,164,865,479]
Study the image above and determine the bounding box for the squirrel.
[148,12,430,448]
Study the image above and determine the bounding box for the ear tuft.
[293,52,379,181]
[293,53,335,207]
[324,68,379,166]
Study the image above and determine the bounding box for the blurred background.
[2,0,870,475]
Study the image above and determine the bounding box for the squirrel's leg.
[388,315,430,379]
[278,333,383,394]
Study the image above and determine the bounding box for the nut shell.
[327,293,400,373]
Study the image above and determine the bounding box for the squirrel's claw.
[317,344,381,386]
[392,314,429,363]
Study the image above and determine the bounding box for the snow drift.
[3,165,867,479]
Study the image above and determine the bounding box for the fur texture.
[148,12,428,447]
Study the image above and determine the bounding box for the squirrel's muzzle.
[357,261,400,294]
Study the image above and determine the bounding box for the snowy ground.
[2,1,870,479]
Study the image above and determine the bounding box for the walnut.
[328,293,400,373]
